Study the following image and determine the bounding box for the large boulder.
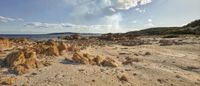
[5,50,38,75]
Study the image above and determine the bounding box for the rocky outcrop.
[57,42,70,55]
[35,41,70,56]
[5,50,38,75]
[72,53,94,64]
[0,76,16,85]
[0,38,12,50]
[92,56,104,66]
[71,53,121,67]
[5,51,26,67]
[45,45,60,56]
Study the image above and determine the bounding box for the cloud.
[135,8,146,13]
[25,21,126,33]
[25,0,153,33]
[0,16,24,23]
[64,0,152,32]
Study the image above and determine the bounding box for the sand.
[0,36,200,86]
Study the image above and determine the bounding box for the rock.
[33,43,48,55]
[0,76,16,85]
[0,38,12,50]
[57,42,70,54]
[24,52,37,69]
[5,51,26,67]
[101,57,120,67]
[14,65,29,75]
[45,40,57,46]
[118,75,129,82]
[68,45,80,52]
[35,61,44,68]
[5,49,39,75]
[46,45,60,56]
[123,57,143,65]
[72,53,93,64]
[144,52,151,56]
[92,56,104,66]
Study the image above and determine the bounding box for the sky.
[0,0,200,34]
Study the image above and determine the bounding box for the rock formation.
[0,38,12,50]
[5,49,38,75]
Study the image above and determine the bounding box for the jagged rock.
[24,52,37,69]
[45,45,60,56]
[57,42,70,55]
[45,40,57,46]
[68,45,80,52]
[33,44,48,55]
[72,53,94,64]
[0,76,16,85]
[14,65,29,75]
[5,49,39,75]
[5,51,26,67]
[0,38,12,50]
[92,56,104,66]
[101,57,121,67]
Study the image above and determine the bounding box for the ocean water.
[0,33,101,41]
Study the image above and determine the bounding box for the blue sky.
[0,0,200,34]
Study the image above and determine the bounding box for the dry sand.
[0,37,200,86]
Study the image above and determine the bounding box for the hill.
[126,19,200,35]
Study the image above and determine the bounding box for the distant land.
[126,19,200,35]
[0,19,200,40]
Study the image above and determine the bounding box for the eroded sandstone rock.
[92,56,104,66]
[5,49,38,75]
[46,45,60,56]
[101,57,121,67]
[0,76,16,85]
[0,38,12,50]
[72,52,94,64]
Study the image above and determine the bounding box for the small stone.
[91,79,95,82]
[118,75,128,82]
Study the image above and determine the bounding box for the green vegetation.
[126,19,200,35]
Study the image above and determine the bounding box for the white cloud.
[0,16,24,23]
[64,0,152,32]
[148,19,152,22]
[135,8,146,13]
[25,21,128,33]
[140,0,152,5]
